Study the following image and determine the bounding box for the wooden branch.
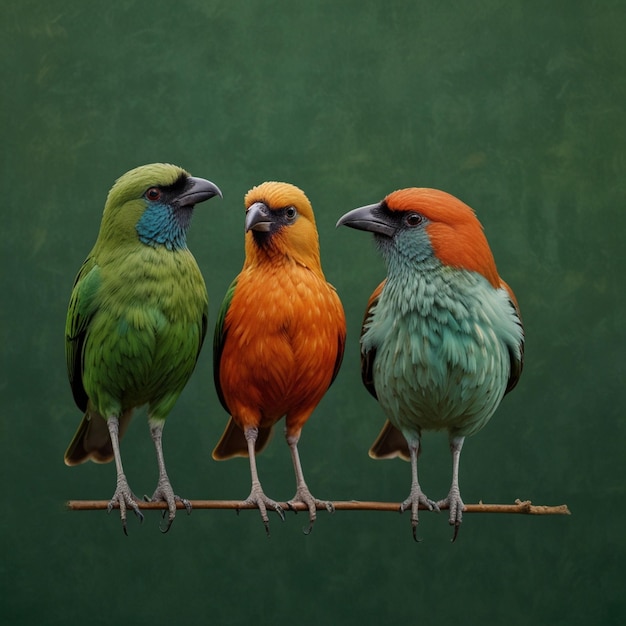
[66,498,571,515]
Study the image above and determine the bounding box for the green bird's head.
[97,163,222,251]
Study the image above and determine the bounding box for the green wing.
[65,257,101,412]
[212,277,238,414]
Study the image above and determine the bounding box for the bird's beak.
[245,201,272,232]
[336,203,396,238]
[178,177,223,208]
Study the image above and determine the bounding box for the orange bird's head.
[243,181,322,272]
[337,187,501,288]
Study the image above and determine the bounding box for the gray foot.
[243,484,285,535]
[437,486,465,542]
[400,486,439,542]
[107,473,144,535]
[145,477,191,533]
[287,486,334,535]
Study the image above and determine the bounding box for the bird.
[336,188,524,541]
[64,163,222,534]
[212,181,346,534]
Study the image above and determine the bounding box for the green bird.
[64,163,221,534]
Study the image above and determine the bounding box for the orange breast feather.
[218,261,345,436]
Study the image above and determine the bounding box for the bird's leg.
[436,436,466,542]
[106,416,143,535]
[145,421,191,533]
[285,433,334,535]
[399,438,439,542]
[243,426,284,535]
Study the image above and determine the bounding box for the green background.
[2,1,624,624]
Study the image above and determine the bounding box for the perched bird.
[337,188,524,541]
[64,163,222,534]
[213,181,346,534]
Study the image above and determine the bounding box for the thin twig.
[65,498,571,515]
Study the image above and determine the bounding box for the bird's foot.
[400,486,439,542]
[243,485,285,536]
[287,486,334,535]
[436,487,465,542]
[144,477,192,534]
[107,473,144,535]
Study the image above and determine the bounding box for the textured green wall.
[2,1,624,624]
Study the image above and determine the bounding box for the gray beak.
[336,203,397,238]
[245,201,273,232]
[178,177,223,208]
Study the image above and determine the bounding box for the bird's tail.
[212,417,274,460]
[368,420,411,461]
[64,408,133,466]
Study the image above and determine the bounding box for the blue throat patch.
[136,202,191,250]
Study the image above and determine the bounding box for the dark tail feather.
[368,419,411,461]
[212,417,274,460]
[64,408,133,466]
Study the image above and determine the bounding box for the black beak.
[178,177,222,208]
[336,203,396,238]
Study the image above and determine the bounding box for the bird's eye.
[285,207,297,220]
[145,187,162,201]
[406,213,423,227]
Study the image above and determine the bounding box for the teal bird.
[337,188,524,541]
[64,163,221,534]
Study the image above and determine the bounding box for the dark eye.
[285,206,297,220]
[406,213,423,227]
[145,187,162,201]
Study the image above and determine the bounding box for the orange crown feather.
[385,188,500,288]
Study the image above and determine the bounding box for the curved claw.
[159,517,174,534]
[287,488,333,536]
[145,481,190,533]
[108,501,129,537]
[106,498,144,522]
[107,505,143,535]
[274,503,286,522]
[399,486,437,543]
[156,499,190,534]
[437,489,465,542]
[243,488,284,535]
[107,480,143,535]
[259,503,285,536]
[451,522,461,543]
[411,522,422,543]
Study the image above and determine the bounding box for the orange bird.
[212,181,346,534]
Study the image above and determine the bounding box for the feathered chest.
[76,245,208,413]
[361,267,521,433]
[99,244,208,323]
[227,262,343,347]
[217,260,345,421]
